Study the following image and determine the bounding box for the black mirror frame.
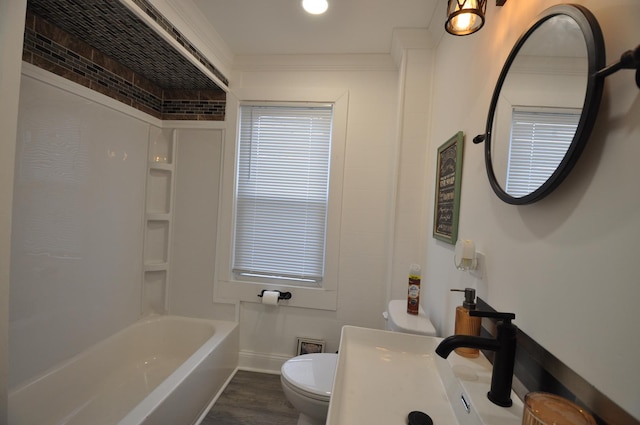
[482,4,605,205]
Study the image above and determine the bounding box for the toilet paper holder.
[258,290,292,300]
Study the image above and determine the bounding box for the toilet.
[280,300,436,425]
[281,353,337,425]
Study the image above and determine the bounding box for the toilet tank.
[384,300,436,336]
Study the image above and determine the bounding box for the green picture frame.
[433,131,464,244]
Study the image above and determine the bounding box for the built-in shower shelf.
[144,263,169,272]
[142,127,176,315]
[147,167,172,214]
[148,162,173,171]
[146,213,171,221]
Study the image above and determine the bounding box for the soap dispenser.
[451,288,481,358]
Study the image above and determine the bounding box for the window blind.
[233,104,333,284]
[506,108,580,197]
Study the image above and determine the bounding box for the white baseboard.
[238,350,292,374]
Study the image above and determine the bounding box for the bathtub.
[9,315,239,425]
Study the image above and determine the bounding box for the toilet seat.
[281,353,337,402]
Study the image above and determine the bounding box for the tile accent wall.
[23,5,226,121]
[129,0,228,87]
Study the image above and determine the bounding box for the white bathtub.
[9,315,239,425]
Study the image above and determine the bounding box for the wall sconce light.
[445,0,507,36]
[454,239,477,271]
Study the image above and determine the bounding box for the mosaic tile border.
[27,0,228,90]
[130,0,229,87]
[23,11,225,121]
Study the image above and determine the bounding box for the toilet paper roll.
[261,290,280,306]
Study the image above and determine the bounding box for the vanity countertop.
[326,326,523,425]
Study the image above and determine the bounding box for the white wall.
[217,58,400,366]
[0,0,28,420]
[421,0,640,420]
[388,34,437,303]
[10,72,149,388]
[169,128,226,318]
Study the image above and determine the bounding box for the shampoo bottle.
[407,264,421,315]
[451,288,481,358]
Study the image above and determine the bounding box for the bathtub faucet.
[435,310,517,407]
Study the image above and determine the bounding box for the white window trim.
[214,88,348,311]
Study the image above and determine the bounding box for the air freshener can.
[407,264,421,315]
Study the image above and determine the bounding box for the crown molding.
[390,28,436,68]
[231,53,398,73]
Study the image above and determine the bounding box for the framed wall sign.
[433,131,464,244]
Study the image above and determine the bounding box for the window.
[215,91,346,310]
[506,108,580,197]
[233,104,333,286]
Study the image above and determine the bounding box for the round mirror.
[484,5,605,204]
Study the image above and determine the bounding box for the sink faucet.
[435,310,517,407]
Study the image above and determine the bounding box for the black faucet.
[435,310,517,407]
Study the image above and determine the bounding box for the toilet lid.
[281,353,337,401]
[387,300,437,336]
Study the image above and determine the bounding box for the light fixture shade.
[302,0,329,15]
[445,0,487,36]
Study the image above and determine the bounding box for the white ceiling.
[191,0,441,56]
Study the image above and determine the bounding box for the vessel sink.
[326,326,524,425]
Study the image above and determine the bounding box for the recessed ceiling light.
[302,0,328,15]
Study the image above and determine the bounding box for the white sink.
[326,326,524,425]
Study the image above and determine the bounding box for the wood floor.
[202,370,299,425]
